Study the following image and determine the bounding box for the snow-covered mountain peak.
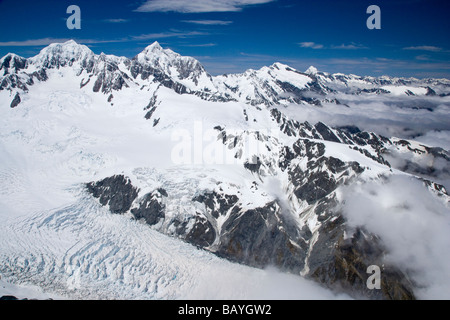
[131,41,212,90]
[136,41,180,62]
[0,52,24,64]
[0,53,27,75]
[28,40,95,70]
[35,39,92,58]
[305,65,318,75]
[271,62,291,70]
[143,41,163,52]
[136,42,194,69]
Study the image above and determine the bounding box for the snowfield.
[1,40,449,300]
[0,70,352,300]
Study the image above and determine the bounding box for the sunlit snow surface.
[1,44,450,299]
[0,68,352,300]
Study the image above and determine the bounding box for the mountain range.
[0,40,449,300]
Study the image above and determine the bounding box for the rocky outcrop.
[309,224,415,300]
[10,92,21,108]
[131,188,167,226]
[86,175,138,214]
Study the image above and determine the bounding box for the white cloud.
[415,130,450,151]
[181,43,217,47]
[338,175,450,299]
[132,30,209,41]
[182,20,233,25]
[331,43,368,50]
[0,38,73,47]
[0,37,132,47]
[102,19,129,23]
[0,30,208,48]
[190,266,352,299]
[299,42,367,50]
[415,54,431,61]
[404,45,443,52]
[135,0,274,13]
[281,93,450,143]
[299,42,324,49]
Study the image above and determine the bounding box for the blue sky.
[0,0,449,78]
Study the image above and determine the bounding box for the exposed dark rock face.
[425,86,436,96]
[92,66,129,94]
[129,60,190,95]
[184,213,216,248]
[314,122,341,143]
[86,175,138,214]
[244,156,262,173]
[144,93,159,120]
[215,201,308,272]
[10,92,21,108]
[131,189,166,226]
[356,88,391,95]
[270,108,393,167]
[192,192,239,219]
[309,225,415,300]
[1,54,27,75]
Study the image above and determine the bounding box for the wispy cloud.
[299,42,324,49]
[132,30,209,41]
[331,43,368,50]
[182,20,233,25]
[415,54,430,61]
[181,43,217,47]
[0,30,208,47]
[403,45,443,52]
[299,42,367,50]
[102,19,129,23]
[135,0,274,13]
[0,37,140,47]
[0,38,74,47]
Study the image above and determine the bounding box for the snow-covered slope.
[0,40,449,300]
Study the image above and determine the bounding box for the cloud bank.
[338,175,450,299]
[283,95,450,145]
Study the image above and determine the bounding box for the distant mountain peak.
[305,65,318,75]
[0,53,27,75]
[142,41,163,54]
[29,40,94,67]
[63,39,78,45]
[271,62,291,70]
[42,39,91,53]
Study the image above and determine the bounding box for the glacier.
[0,40,449,300]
